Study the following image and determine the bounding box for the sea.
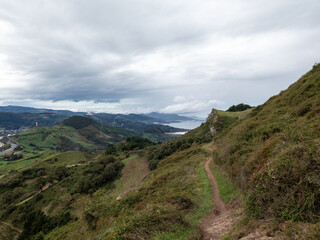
[166,120,204,131]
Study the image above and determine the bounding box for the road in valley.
[0,141,18,156]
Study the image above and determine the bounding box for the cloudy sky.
[0,0,319,117]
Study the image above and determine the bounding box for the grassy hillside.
[43,147,213,240]
[0,138,214,240]
[214,64,320,223]
[0,149,125,240]
[39,111,246,239]
[1,66,319,239]
[13,125,101,153]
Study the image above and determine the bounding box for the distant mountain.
[0,112,69,129]
[0,105,85,115]
[0,106,196,129]
[0,106,197,142]
[13,116,186,152]
[142,112,194,123]
[91,113,164,126]
[91,113,187,132]
[0,106,195,123]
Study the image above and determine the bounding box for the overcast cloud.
[0,0,319,117]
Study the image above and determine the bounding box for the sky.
[0,0,319,118]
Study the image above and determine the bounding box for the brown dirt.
[200,143,242,240]
[116,156,150,200]
[201,143,278,240]
[25,177,38,184]
[43,202,52,216]
[0,221,22,233]
[201,157,241,240]
[240,231,277,240]
[41,183,51,192]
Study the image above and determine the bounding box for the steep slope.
[214,64,320,223]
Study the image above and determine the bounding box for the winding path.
[201,145,240,240]
[0,141,18,156]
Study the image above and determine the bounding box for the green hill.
[12,116,183,153]
[12,116,114,153]
[61,116,95,129]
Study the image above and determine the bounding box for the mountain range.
[0,106,196,129]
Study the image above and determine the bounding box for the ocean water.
[166,120,204,130]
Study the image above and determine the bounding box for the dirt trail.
[1,221,22,233]
[201,145,240,240]
[204,158,226,215]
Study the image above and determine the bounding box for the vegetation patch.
[227,103,253,112]
[209,161,241,204]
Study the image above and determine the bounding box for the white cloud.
[160,97,224,114]
[0,0,319,116]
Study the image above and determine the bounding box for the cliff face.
[206,109,218,136]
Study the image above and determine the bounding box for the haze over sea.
[166,119,204,130]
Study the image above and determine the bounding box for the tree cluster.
[227,103,252,112]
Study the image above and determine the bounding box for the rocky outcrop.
[206,109,218,136]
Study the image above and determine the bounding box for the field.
[13,125,99,153]
[0,150,91,177]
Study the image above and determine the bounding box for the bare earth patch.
[201,144,279,240]
[116,155,150,200]
[201,157,241,240]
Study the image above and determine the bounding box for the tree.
[227,103,252,112]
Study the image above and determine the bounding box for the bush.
[70,159,124,194]
[227,103,252,112]
[105,144,116,155]
[120,137,154,151]
[18,210,73,240]
[61,116,94,129]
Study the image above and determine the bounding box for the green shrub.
[18,210,73,240]
[70,159,124,194]
[227,103,253,112]
[61,116,94,129]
